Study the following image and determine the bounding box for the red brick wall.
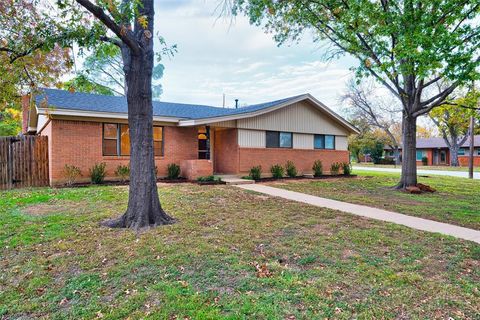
[40,119,198,185]
[180,160,213,180]
[238,148,349,176]
[458,156,480,166]
[213,128,239,174]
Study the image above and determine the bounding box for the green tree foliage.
[430,88,480,166]
[0,0,73,131]
[64,43,165,98]
[0,108,21,136]
[234,0,480,188]
[63,74,116,96]
[2,0,176,228]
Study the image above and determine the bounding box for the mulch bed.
[56,177,226,188]
[251,174,358,183]
[196,181,227,185]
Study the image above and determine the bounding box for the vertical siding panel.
[237,101,349,135]
[293,133,314,149]
[238,129,265,148]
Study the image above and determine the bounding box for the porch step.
[218,175,255,185]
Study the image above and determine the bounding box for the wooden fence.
[0,136,49,190]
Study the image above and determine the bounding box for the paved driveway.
[353,166,480,180]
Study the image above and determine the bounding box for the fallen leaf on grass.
[252,262,272,278]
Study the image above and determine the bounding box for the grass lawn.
[268,170,480,230]
[354,162,480,172]
[1,184,479,319]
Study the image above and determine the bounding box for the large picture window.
[314,135,335,150]
[103,123,164,156]
[416,150,426,161]
[266,131,292,148]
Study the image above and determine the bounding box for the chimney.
[21,94,31,134]
[235,99,239,109]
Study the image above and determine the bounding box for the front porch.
[179,125,238,180]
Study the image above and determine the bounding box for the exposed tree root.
[101,208,175,230]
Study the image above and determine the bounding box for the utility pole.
[469,115,474,179]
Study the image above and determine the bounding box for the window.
[477,148,480,156]
[103,123,118,156]
[416,150,426,161]
[314,135,335,150]
[103,123,164,156]
[120,124,130,156]
[279,132,292,148]
[458,148,465,156]
[266,131,279,148]
[266,131,292,148]
[153,127,164,157]
[198,126,210,159]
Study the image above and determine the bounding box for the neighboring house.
[23,89,358,185]
[384,136,480,166]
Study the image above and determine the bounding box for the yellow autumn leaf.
[137,16,148,29]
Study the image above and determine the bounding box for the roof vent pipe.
[235,99,239,109]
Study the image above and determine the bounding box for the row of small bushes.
[248,160,352,180]
[63,162,182,185]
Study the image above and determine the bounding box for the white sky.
[154,0,359,113]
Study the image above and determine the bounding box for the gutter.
[36,106,183,123]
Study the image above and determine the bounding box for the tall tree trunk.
[450,146,459,167]
[397,113,418,188]
[103,0,174,229]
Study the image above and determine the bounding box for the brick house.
[24,89,358,185]
[384,136,480,166]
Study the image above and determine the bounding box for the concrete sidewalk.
[238,184,480,244]
[354,166,480,179]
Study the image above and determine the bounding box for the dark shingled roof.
[35,88,304,120]
[416,136,480,149]
[385,136,480,149]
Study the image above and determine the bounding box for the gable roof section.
[34,88,359,134]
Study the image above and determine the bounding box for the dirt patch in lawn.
[22,200,83,216]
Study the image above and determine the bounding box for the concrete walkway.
[238,184,480,244]
[354,166,480,179]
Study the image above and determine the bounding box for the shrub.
[89,162,107,184]
[312,160,323,177]
[167,163,181,180]
[285,160,297,178]
[197,175,221,182]
[342,162,352,176]
[378,157,395,165]
[330,162,341,175]
[422,156,428,166]
[270,164,284,179]
[249,165,262,180]
[114,164,130,182]
[63,164,82,186]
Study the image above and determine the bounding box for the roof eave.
[36,106,183,123]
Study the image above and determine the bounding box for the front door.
[433,150,439,165]
[440,150,446,164]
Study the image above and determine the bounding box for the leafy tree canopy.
[234,0,480,112]
[0,0,72,112]
[64,42,166,97]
